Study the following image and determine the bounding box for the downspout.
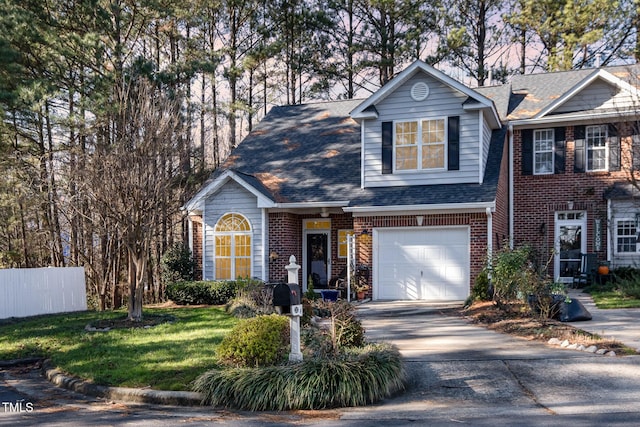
[360,120,365,189]
[508,123,514,249]
[486,207,493,266]
[202,204,207,280]
[607,199,612,265]
[261,208,268,281]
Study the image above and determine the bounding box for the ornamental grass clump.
[193,342,405,410]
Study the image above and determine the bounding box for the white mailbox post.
[285,255,303,362]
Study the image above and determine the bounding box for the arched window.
[214,213,252,280]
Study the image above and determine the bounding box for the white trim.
[350,60,500,128]
[536,69,640,118]
[393,117,448,173]
[344,201,495,216]
[183,170,276,212]
[510,110,640,128]
[274,201,350,209]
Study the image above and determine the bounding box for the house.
[183,60,640,301]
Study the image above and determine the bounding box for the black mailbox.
[272,283,301,314]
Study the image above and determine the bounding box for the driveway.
[345,299,640,425]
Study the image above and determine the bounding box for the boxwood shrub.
[166,280,238,305]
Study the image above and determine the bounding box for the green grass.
[0,307,238,390]
[587,290,640,309]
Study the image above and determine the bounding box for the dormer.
[351,61,501,189]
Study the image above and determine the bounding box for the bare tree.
[81,77,183,321]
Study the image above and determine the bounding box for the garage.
[373,227,470,301]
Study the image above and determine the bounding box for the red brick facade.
[513,125,634,277]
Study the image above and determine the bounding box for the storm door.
[554,211,587,282]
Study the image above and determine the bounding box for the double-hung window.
[395,118,446,171]
[616,220,638,253]
[586,125,608,171]
[533,129,554,174]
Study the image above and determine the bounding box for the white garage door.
[374,227,469,301]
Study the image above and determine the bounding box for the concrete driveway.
[345,299,640,425]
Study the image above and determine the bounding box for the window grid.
[395,119,446,171]
[214,213,252,280]
[616,220,637,253]
[586,125,608,171]
[533,129,554,174]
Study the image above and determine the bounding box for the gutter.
[344,201,495,216]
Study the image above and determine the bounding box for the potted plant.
[355,283,370,300]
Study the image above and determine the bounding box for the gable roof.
[351,60,501,128]
[476,64,640,124]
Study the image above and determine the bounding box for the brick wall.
[513,125,633,276]
[190,215,203,280]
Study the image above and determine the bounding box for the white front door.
[555,211,587,283]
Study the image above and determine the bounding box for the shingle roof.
[476,64,640,121]
[214,99,364,204]
[200,99,506,209]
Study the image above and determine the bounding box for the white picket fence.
[0,267,87,319]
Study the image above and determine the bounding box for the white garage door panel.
[375,228,469,301]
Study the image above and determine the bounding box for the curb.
[41,360,203,406]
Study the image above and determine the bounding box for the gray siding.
[363,73,481,187]
[609,199,640,268]
[203,180,264,280]
[481,113,493,182]
[554,79,624,114]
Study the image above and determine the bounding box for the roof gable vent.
[411,81,430,101]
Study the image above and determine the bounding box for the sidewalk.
[568,289,640,352]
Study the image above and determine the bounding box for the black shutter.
[521,129,533,175]
[448,116,460,171]
[382,121,392,174]
[554,127,565,174]
[608,123,621,171]
[574,125,585,173]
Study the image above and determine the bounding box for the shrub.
[225,279,275,318]
[468,268,491,304]
[301,300,365,359]
[160,243,195,284]
[616,276,640,299]
[490,244,539,310]
[166,280,238,305]
[216,314,290,368]
[193,342,405,410]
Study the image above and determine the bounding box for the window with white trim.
[586,125,608,171]
[214,213,252,279]
[395,118,446,171]
[534,129,554,174]
[616,219,638,253]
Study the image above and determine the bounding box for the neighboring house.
[504,66,640,282]
[183,60,640,300]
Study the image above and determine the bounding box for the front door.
[555,211,587,283]
[304,232,329,290]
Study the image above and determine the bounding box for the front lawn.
[0,307,237,390]
[586,289,640,309]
